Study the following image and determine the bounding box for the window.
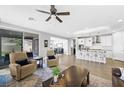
[1,37,22,56]
[23,39,33,52]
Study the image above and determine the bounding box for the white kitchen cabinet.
[106,35,112,46]
[78,38,92,47]
[101,35,112,46]
[101,36,106,46]
[85,37,92,47]
[78,38,85,44]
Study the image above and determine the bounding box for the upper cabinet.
[78,35,112,48]
[92,36,101,44]
[85,37,92,47]
[101,35,112,46]
[78,38,85,45]
[78,37,92,47]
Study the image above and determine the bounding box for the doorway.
[50,37,68,55]
[73,39,76,55]
[23,32,39,56]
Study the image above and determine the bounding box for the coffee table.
[42,65,89,87]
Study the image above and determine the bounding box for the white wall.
[39,33,50,57]
[113,31,124,61]
[68,39,73,55]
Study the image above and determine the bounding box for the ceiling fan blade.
[56,12,70,15]
[56,16,63,23]
[45,16,51,21]
[36,9,50,14]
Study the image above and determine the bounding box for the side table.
[33,56,43,68]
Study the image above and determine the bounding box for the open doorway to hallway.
[50,37,68,55]
[23,32,39,56]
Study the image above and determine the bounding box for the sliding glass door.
[1,37,22,56]
[0,29,23,68]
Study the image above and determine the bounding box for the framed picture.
[44,40,48,47]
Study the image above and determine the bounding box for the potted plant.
[52,67,60,82]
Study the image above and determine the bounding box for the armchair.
[47,49,59,67]
[9,52,37,80]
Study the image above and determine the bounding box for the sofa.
[47,49,59,67]
[9,52,37,80]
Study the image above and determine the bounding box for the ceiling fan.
[36,5,70,23]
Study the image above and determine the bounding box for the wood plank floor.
[1,54,124,81]
[59,55,124,81]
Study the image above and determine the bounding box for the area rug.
[0,74,42,87]
[0,65,112,87]
[88,74,112,87]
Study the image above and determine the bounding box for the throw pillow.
[48,55,56,60]
[16,59,29,66]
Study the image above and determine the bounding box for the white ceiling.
[0,5,124,38]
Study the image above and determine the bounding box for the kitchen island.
[76,49,106,64]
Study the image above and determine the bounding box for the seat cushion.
[48,55,56,60]
[16,59,29,66]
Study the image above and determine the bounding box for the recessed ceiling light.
[29,17,35,21]
[117,19,123,23]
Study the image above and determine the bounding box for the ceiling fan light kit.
[36,5,70,23]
